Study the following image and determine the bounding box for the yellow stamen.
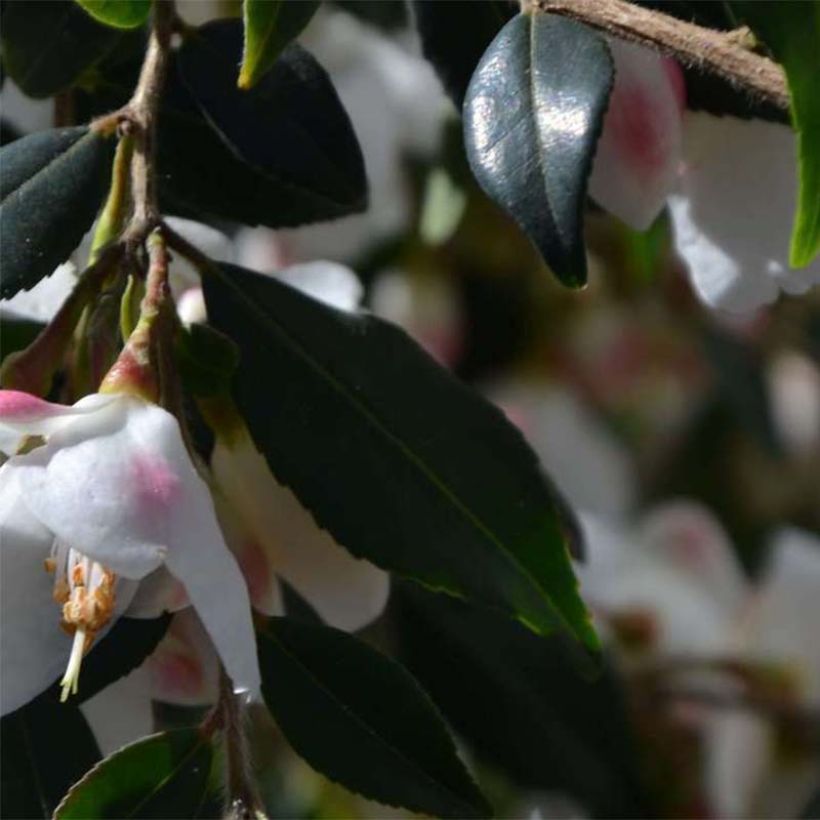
[45,543,117,701]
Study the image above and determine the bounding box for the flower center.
[44,542,117,701]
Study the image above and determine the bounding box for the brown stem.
[529,0,789,111]
[218,669,262,820]
[122,0,175,244]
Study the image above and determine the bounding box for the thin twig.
[122,0,176,244]
[529,0,789,111]
[218,670,262,820]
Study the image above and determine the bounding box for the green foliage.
[258,616,491,817]
[54,729,215,819]
[463,14,613,287]
[732,1,820,267]
[0,127,113,298]
[74,0,152,30]
[239,0,319,90]
[170,20,367,227]
[203,262,598,649]
[391,583,654,818]
[1,698,101,818]
[176,324,239,398]
[1,0,121,98]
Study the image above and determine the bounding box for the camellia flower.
[668,113,820,313]
[588,37,685,231]
[0,389,260,715]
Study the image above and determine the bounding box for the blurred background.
[2,2,819,818]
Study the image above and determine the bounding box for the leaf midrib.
[213,266,574,640]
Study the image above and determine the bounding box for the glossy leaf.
[732,1,820,267]
[390,584,654,818]
[1,697,101,819]
[74,0,151,29]
[55,729,214,819]
[177,20,366,225]
[1,0,121,98]
[239,0,319,89]
[0,127,113,299]
[463,13,613,286]
[203,263,598,649]
[411,0,514,107]
[258,616,490,817]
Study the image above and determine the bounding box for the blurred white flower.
[589,38,685,230]
[485,379,636,518]
[668,113,820,313]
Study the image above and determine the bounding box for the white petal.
[0,468,136,715]
[125,566,190,618]
[485,380,636,517]
[740,528,820,702]
[0,469,69,715]
[0,391,115,455]
[276,261,363,313]
[159,464,261,696]
[670,113,820,313]
[588,40,684,229]
[10,397,177,577]
[213,434,390,632]
[145,608,220,706]
[638,500,747,614]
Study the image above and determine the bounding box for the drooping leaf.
[1,0,121,98]
[463,13,613,286]
[203,263,598,649]
[239,0,320,89]
[1,697,101,819]
[732,1,820,267]
[0,127,113,299]
[74,0,151,29]
[390,584,654,818]
[257,616,491,817]
[55,729,214,819]
[411,0,515,107]
[177,20,366,226]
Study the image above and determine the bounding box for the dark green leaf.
[1,0,121,98]
[176,20,366,226]
[55,729,214,819]
[0,315,45,362]
[0,127,113,299]
[732,1,820,267]
[390,583,654,819]
[411,0,514,107]
[203,263,598,649]
[74,0,151,29]
[258,616,490,817]
[2,698,101,819]
[239,0,319,89]
[176,324,239,398]
[463,13,613,286]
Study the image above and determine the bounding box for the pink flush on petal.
[0,390,63,421]
[130,454,182,512]
[236,538,274,610]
